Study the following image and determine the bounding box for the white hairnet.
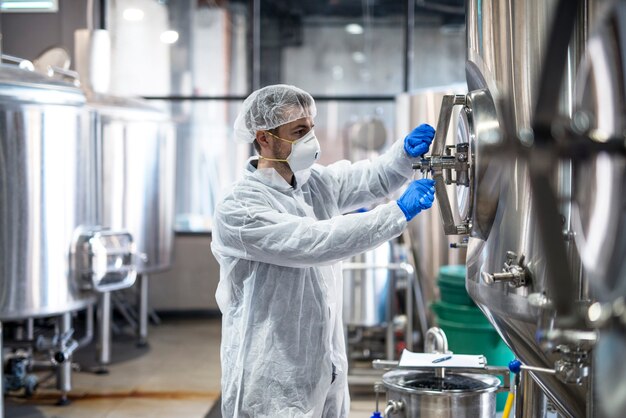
[233,84,317,143]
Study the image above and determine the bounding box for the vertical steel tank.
[420,1,593,417]
[572,2,626,417]
[88,94,176,274]
[0,64,95,319]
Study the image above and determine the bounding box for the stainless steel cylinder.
[0,64,97,319]
[382,369,499,418]
[462,1,591,416]
[343,242,391,327]
[97,291,112,367]
[89,95,176,274]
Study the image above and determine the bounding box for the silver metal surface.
[343,243,392,327]
[424,327,448,354]
[0,64,97,320]
[89,94,176,273]
[57,313,72,395]
[422,94,471,236]
[74,29,111,94]
[425,327,449,379]
[463,1,590,417]
[342,261,421,355]
[382,369,499,418]
[97,292,112,367]
[515,370,558,418]
[138,274,149,345]
[573,0,626,304]
[72,228,137,292]
[572,3,626,417]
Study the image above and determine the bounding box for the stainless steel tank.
[572,2,626,417]
[89,94,176,273]
[382,369,500,418]
[421,0,593,416]
[343,242,391,327]
[0,64,95,319]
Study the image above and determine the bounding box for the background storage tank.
[88,95,176,276]
[0,64,97,319]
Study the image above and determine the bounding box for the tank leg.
[515,370,557,418]
[137,274,149,348]
[386,273,396,360]
[56,313,72,406]
[95,292,111,374]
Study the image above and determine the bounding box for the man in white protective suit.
[211,84,436,418]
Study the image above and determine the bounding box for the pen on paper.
[432,355,452,364]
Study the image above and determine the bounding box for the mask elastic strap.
[264,130,297,144]
[258,155,288,163]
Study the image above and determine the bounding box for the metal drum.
[88,95,176,274]
[382,369,499,418]
[343,242,391,327]
[0,64,96,319]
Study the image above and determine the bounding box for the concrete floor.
[5,318,379,418]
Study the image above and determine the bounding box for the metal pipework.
[384,399,404,417]
[511,348,591,387]
[96,291,112,373]
[56,313,72,405]
[425,327,449,379]
[1,53,34,70]
[424,327,448,353]
[481,251,530,288]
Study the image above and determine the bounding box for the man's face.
[270,116,315,160]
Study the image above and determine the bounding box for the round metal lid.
[457,87,501,241]
[382,370,500,395]
[0,64,85,106]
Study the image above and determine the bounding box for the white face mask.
[262,129,321,172]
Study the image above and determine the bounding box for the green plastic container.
[435,317,514,411]
[431,300,490,326]
[438,265,467,283]
[437,265,475,306]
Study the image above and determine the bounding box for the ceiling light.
[123,8,144,21]
[345,23,364,35]
[0,0,58,12]
[160,30,179,44]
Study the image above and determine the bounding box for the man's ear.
[256,130,269,147]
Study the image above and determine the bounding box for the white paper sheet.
[398,349,487,369]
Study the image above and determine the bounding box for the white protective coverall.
[211,138,416,417]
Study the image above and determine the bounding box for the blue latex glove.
[404,123,435,157]
[397,179,436,221]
